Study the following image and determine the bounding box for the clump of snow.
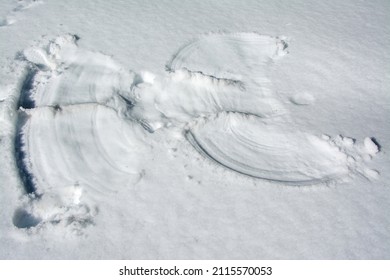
[364,137,379,155]
[139,71,156,84]
[327,135,380,180]
[290,92,315,105]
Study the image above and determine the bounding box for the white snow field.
[0,0,389,259]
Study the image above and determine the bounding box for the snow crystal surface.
[0,0,389,259]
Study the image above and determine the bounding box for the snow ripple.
[13,35,147,231]
[187,113,350,184]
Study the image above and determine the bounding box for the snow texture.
[0,0,389,259]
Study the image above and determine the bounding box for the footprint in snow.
[0,0,43,28]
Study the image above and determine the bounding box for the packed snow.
[0,0,389,259]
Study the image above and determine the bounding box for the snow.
[0,0,389,259]
[364,137,379,155]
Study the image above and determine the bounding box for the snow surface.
[0,0,389,259]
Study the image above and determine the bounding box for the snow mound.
[289,92,315,105]
[364,137,379,155]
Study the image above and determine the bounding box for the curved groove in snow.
[167,32,287,82]
[187,113,350,185]
[20,104,147,194]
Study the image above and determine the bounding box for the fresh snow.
[0,0,389,259]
